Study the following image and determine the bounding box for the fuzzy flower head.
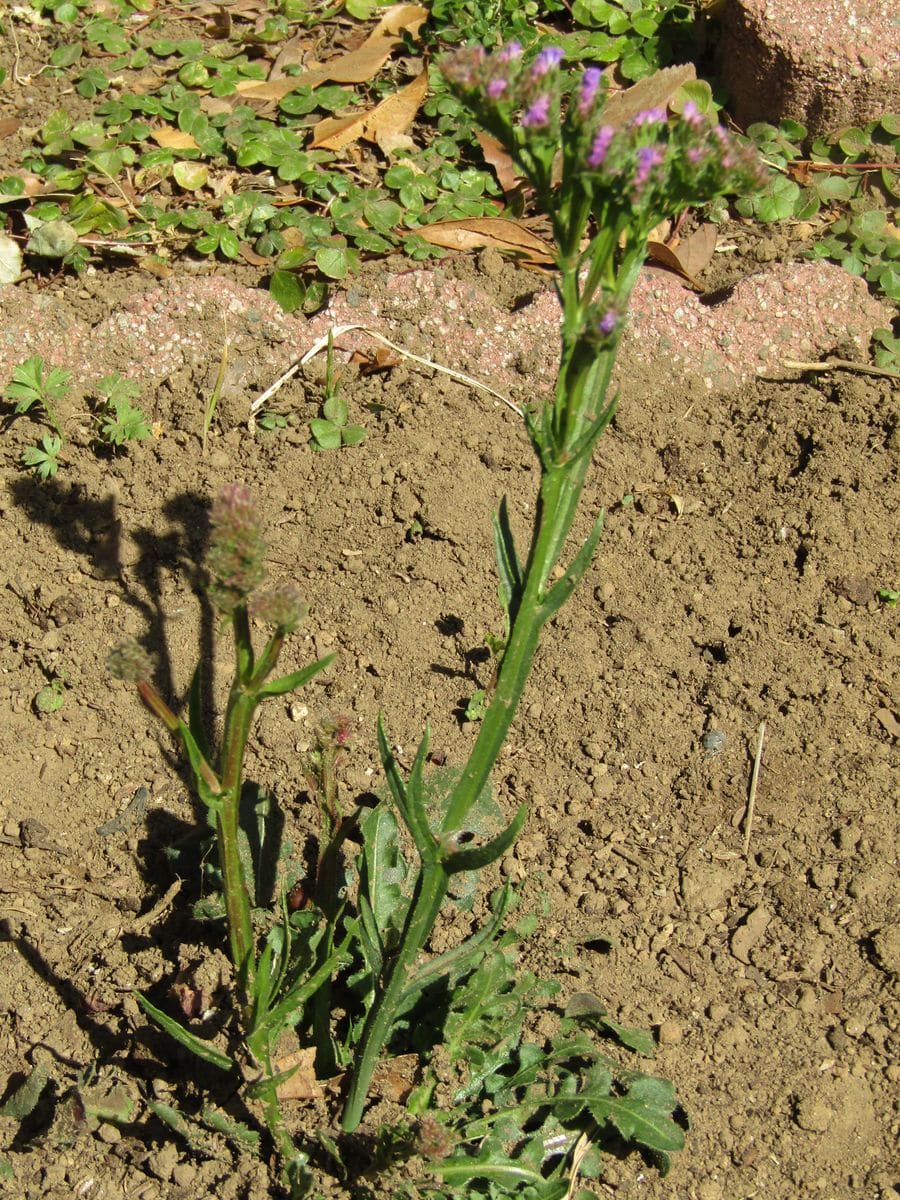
[531,46,564,79]
[108,637,153,683]
[207,483,267,614]
[521,93,552,129]
[250,580,307,633]
[578,67,603,118]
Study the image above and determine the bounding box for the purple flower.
[631,107,666,127]
[633,144,665,193]
[597,309,618,336]
[486,77,508,99]
[521,93,552,129]
[496,40,523,62]
[586,124,614,169]
[681,99,704,127]
[578,67,602,116]
[531,46,564,78]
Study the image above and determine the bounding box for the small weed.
[877,587,899,607]
[309,394,366,450]
[93,373,151,448]
[309,332,366,450]
[22,434,63,480]
[4,355,70,440]
[34,676,67,715]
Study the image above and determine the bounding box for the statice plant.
[108,45,765,1195]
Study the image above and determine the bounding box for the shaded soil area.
[0,245,897,1199]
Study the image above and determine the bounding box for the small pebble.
[702,729,727,756]
[657,1019,684,1045]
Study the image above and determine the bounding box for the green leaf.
[309,418,341,449]
[25,219,79,258]
[322,394,347,426]
[0,1063,49,1119]
[173,161,208,191]
[135,993,234,1071]
[315,245,349,279]
[444,804,527,873]
[587,1074,684,1154]
[270,268,306,313]
[256,652,336,698]
[756,176,801,222]
[341,424,366,446]
[358,806,408,945]
[492,496,523,614]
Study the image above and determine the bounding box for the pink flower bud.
[521,93,552,129]
[531,46,564,78]
[108,638,153,683]
[250,580,307,632]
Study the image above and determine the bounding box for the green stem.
[343,235,650,1130]
[341,862,449,1131]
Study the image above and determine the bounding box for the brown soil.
[0,245,897,1200]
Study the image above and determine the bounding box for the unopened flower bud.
[586,125,615,169]
[521,93,552,129]
[207,483,267,613]
[578,67,603,116]
[108,638,153,682]
[530,46,564,78]
[631,107,666,127]
[496,40,522,63]
[250,580,307,632]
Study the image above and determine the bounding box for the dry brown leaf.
[150,126,199,151]
[310,70,427,152]
[273,1047,320,1102]
[604,64,696,129]
[414,216,553,264]
[370,3,428,38]
[270,32,315,79]
[238,4,426,99]
[475,131,521,196]
[0,118,21,139]
[675,223,718,278]
[238,242,271,266]
[371,1052,418,1103]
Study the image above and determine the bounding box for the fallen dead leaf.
[269,32,315,79]
[370,3,428,39]
[150,126,199,151]
[647,224,717,289]
[413,216,553,264]
[604,64,696,129]
[238,4,427,102]
[310,70,427,152]
[273,1047,320,1102]
[0,118,21,139]
[476,130,521,196]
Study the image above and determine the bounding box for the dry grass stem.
[743,720,767,859]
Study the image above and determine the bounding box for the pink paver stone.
[720,0,900,133]
[0,262,890,408]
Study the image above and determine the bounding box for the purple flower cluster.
[440,40,567,134]
[440,42,767,227]
[207,483,267,614]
